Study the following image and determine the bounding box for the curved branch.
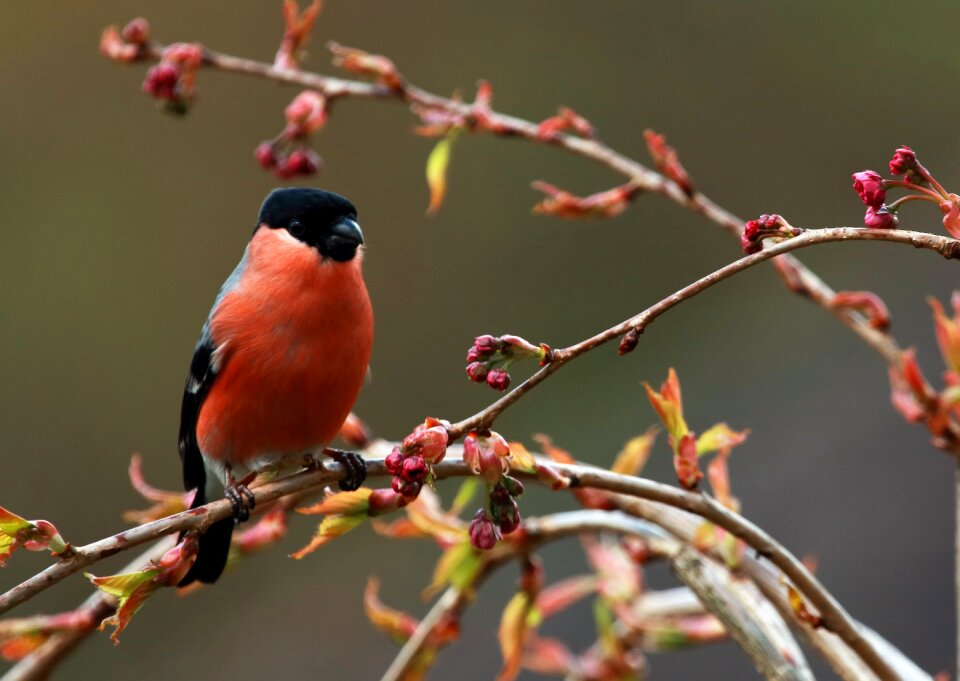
[448,226,960,437]
[0,453,903,680]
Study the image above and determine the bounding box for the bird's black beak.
[323,217,364,262]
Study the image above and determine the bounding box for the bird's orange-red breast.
[177,188,372,586]
[196,226,372,465]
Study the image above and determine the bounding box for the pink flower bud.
[940,196,960,239]
[121,18,150,45]
[466,361,489,382]
[466,346,481,363]
[888,146,917,176]
[255,142,277,169]
[618,328,640,355]
[740,233,761,255]
[142,63,179,99]
[369,488,404,516]
[400,455,428,483]
[490,484,512,506]
[468,510,501,550]
[864,205,897,229]
[743,219,761,240]
[402,419,449,464]
[493,499,521,535]
[852,170,886,208]
[486,368,511,391]
[391,476,422,499]
[474,335,499,358]
[463,432,510,484]
[276,148,321,178]
[384,447,405,475]
[162,43,204,69]
[501,475,525,498]
[285,90,328,137]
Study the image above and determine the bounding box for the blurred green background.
[2,2,959,678]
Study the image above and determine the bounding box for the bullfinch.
[177,187,373,586]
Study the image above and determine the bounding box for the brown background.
[1,2,959,679]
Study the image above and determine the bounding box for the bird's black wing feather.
[178,328,216,496]
[177,325,235,586]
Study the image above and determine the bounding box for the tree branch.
[447,226,960,438]
[1,536,176,681]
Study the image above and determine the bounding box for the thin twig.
[447,226,960,438]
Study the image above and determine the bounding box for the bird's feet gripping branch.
[225,470,256,524]
[321,448,368,491]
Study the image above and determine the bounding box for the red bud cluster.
[468,475,525,550]
[255,90,328,179]
[852,146,960,237]
[739,214,804,255]
[141,43,204,114]
[384,417,450,499]
[465,334,551,392]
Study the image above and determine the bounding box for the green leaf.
[425,128,460,215]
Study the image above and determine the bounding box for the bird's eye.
[289,219,305,237]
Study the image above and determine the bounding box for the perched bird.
[177,188,373,586]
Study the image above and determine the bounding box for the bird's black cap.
[257,188,363,261]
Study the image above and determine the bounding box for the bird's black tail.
[177,488,233,587]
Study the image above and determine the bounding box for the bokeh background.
[2,2,959,679]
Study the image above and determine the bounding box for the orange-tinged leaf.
[497,590,536,681]
[86,568,161,643]
[537,575,598,618]
[364,577,418,643]
[584,538,640,603]
[931,294,960,375]
[403,489,467,545]
[423,540,480,600]
[612,427,657,476]
[297,487,372,516]
[291,513,366,559]
[673,432,702,490]
[425,128,459,215]
[0,633,47,660]
[372,517,427,540]
[124,454,190,524]
[507,441,538,474]
[0,506,32,536]
[643,368,688,442]
[707,451,740,513]
[0,535,18,567]
[235,507,288,553]
[521,635,575,675]
[533,434,575,464]
[696,423,749,457]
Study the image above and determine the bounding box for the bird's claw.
[226,483,256,524]
[325,448,367,491]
